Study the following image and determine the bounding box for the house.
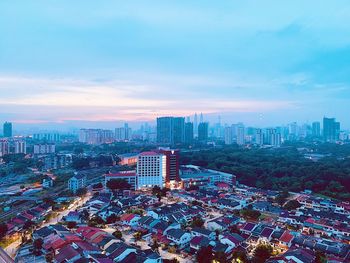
[240,222,257,235]
[55,244,81,263]
[190,236,211,251]
[64,211,81,223]
[267,248,315,263]
[191,227,216,240]
[220,233,245,249]
[120,213,141,227]
[279,230,294,248]
[166,229,192,248]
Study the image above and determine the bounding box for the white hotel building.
[137,151,166,189]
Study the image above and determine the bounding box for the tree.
[76,187,87,196]
[67,221,77,229]
[240,208,261,221]
[33,238,44,255]
[315,251,327,263]
[0,223,8,240]
[232,249,248,263]
[284,200,301,211]
[196,246,213,263]
[191,217,205,228]
[214,251,227,263]
[275,191,290,207]
[151,239,160,252]
[106,214,119,224]
[252,244,273,263]
[112,230,123,239]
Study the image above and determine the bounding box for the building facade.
[137,152,166,189]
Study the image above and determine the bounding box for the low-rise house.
[279,230,294,248]
[190,236,211,251]
[64,211,81,224]
[166,229,192,248]
[191,227,216,240]
[120,213,141,227]
[220,233,245,249]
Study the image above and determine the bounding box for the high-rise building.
[198,122,209,142]
[34,144,56,154]
[0,140,9,157]
[323,117,340,142]
[266,128,281,147]
[157,148,180,187]
[14,140,26,154]
[255,129,264,146]
[79,129,114,145]
[33,133,60,142]
[312,122,321,137]
[156,117,185,144]
[3,122,12,138]
[115,123,132,141]
[224,126,234,145]
[137,151,166,189]
[237,126,245,145]
[194,113,198,137]
[184,122,194,144]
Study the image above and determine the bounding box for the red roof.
[280,230,294,243]
[105,171,136,177]
[120,213,136,222]
[139,151,160,156]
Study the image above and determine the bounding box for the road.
[4,193,92,259]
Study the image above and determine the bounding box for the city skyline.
[1,1,350,127]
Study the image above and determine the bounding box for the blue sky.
[0,1,349,129]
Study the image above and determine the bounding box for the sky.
[0,1,350,130]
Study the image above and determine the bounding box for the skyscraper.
[312,121,321,137]
[198,122,209,142]
[194,113,198,137]
[156,117,185,144]
[323,117,340,142]
[184,122,194,144]
[3,122,12,138]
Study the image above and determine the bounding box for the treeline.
[180,145,350,201]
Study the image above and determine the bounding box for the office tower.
[137,151,166,189]
[0,140,9,157]
[266,128,281,147]
[173,117,185,144]
[186,116,190,123]
[14,140,26,154]
[3,122,12,138]
[115,123,132,141]
[237,126,245,145]
[184,122,194,144]
[157,148,180,187]
[288,122,298,140]
[312,122,321,137]
[255,129,264,146]
[200,112,204,123]
[323,117,340,142]
[194,113,198,137]
[224,126,233,145]
[156,117,185,144]
[198,122,209,142]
